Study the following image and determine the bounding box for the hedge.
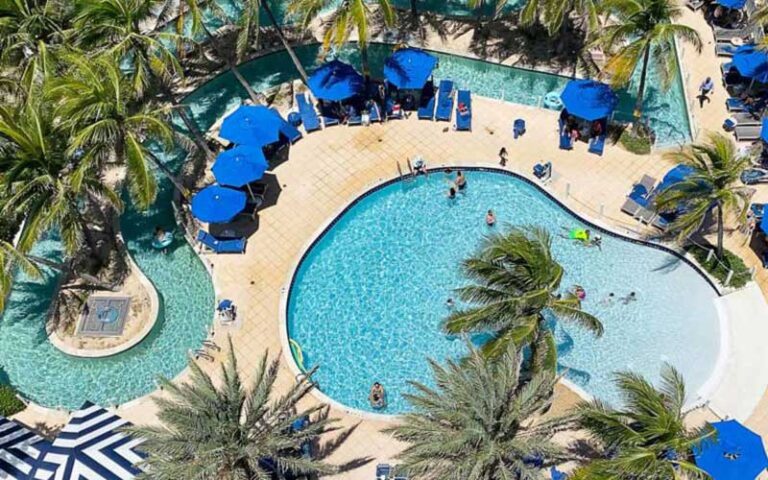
[686,246,751,289]
[0,385,25,417]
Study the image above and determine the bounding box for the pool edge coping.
[279,162,727,420]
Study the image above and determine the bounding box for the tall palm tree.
[0,0,72,96]
[128,338,339,479]
[570,364,714,479]
[289,0,396,77]
[0,240,42,312]
[72,0,182,99]
[0,99,122,256]
[443,226,603,373]
[654,132,753,260]
[46,54,185,209]
[385,342,569,479]
[520,0,601,35]
[592,0,701,126]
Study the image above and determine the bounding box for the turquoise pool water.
[0,150,214,410]
[287,170,720,414]
[180,42,691,146]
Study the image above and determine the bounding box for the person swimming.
[455,171,467,190]
[563,227,590,245]
[573,285,586,301]
[369,382,386,409]
[447,186,457,199]
[600,293,615,306]
[620,292,637,304]
[590,234,603,251]
[446,298,455,309]
[486,210,496,226]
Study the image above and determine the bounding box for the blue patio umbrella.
[308,60,364,101]
[695,420,768,480]
[191,185,246,223]
[733,45,768,84]
[716,0,748,9]
[220,105,287,147]
[383,47,438,90]
[212,146,268,188]
[760,213,768,233]
[560,79,619,121]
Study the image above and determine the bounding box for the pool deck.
[12,8,768,478]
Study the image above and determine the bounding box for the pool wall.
[280,165,725,419]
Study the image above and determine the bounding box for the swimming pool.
[0,149,215,410]
[286,170,720,414]
[179,42,691,147]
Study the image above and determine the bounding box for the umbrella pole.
[246,183,255,202]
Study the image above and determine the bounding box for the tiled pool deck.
[12,8,768,479]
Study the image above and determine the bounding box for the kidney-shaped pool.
[286,169,721,414]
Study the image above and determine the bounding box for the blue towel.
[456,90,472,131]
[435,80,454,121]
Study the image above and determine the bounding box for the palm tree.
[289,0,396,77]
[72,0,182,99]
[570,364,714,479]
[46,53,185,209]
[443,226,603,373]
[592,0,701,126]
[385,342,569,479]
[654,132,753,260]
[128,338,339,479]
[0,0,72,95]
[520,0,601,35]
[0,240,42,312]
[0,99,122,256]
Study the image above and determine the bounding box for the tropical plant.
[570,364,714,479]
[0,384,25,416]
[0,0,72,95]
[592,0,701,126]
[443,226,603,373]
[654,132,752,260]
[520,0,601,35]
[128,338,339,480]
[46,53,184,209]
[385,342,569,479]
[71,0,182,98]
[289,0,396,76]
[0,99,122,255]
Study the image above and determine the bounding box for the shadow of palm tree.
[312,406,374,474]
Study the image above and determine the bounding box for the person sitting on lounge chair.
[591,120,603,138]
[458,101,469,116]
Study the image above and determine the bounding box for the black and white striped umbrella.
[0,415,55,480]
[35,402,145,480]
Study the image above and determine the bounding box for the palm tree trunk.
[410,0,418,18]
[199,23,261,103]
[261,0,310,85]
[717,202,725,260]
[146,151,190,199]
[165,88,215,161]
[632,45,651,130]
[360,43,371,79]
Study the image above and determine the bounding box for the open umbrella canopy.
[383,47,438,90]
[191,185,246,224]
[212,146,268,188]
[733,45,768,83]
[695,420,768,480]
[560,79,619,121]
[220,105,287,147]
[308,60,365,101]
[716,0,748,9]
[761,118,768,143]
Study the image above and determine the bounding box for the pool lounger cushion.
[731,112,762,126]
[435,79,455,121]
[279,120,303,143]
[417,84,436,120]
[455,90,472,131]
[715,43,740,57]
[197,230,246,254]
[735,124,762,141]
[588,134,606,156]
[296,94,321,132]
[369,103,382,122]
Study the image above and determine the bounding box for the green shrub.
[619,130,652,155]
[0,212,21,243]
[686,246,751,289]
[0,385,25,417]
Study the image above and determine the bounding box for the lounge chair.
[751,203,765,219]
[726,97,748,112]
[319,103,340,127]
[742,168,768,184]
[435,79,455,122]
[418,82,436,120]
[762,250,768,269]
[714,26,750,43]
[686,0,704,10]
[455,90,472,131]
[715,43,740,57]
[296,93,321,132]
[721,61,734,76]
[534,162,552,183]
[369,102,382,123]
[376,464,392,480]
[347,106,362,126]
[279,120,302,144]
[637,174,657,192]
[732,112,763,126]
[589,134,607,156]
[735,123,762,141]
[197,230,246,254]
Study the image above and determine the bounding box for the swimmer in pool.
[590,234,603,251]
[562,227,590,245]
[620,292,637,304]
[447,186,457,199]
[455,170,467,191]
[446,298,455,309]
[600,293,615,306]
[573,285,586,301]
[486,210,496,226]
[369,382,386,409]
